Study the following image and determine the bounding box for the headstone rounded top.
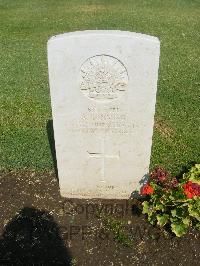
[48,30,160,45]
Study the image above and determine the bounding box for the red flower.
[140,184,154,195]
[183,181,200,199]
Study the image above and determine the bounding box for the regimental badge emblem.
[80,55,128,102]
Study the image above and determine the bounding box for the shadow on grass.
[0,207,72,265]
[47,119,58,181]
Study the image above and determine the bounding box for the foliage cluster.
[141,164,200,237]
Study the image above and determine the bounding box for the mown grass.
[0,0,200,174]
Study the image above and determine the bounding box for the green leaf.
[182,217,190,226]
[157,214,169,227]
[195,223,200,230]
[171,209,177,217]
[170,217,175,222]
[155,203,164,211]
[148,212,157,225]
[142,201,150,214]
[183,164,200,184]
[171,222,189,237]
[171,207,187,219]
[169,195,175,201]
[188,198,200,221]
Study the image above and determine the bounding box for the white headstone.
[48,30,160,199]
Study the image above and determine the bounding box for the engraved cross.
[87,138,120,182]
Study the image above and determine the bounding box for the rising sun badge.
[80,55,128,102]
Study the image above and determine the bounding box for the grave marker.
[48,30,160,199]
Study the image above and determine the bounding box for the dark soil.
[0,170,200,266]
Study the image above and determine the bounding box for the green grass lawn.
[0,0,200,175]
